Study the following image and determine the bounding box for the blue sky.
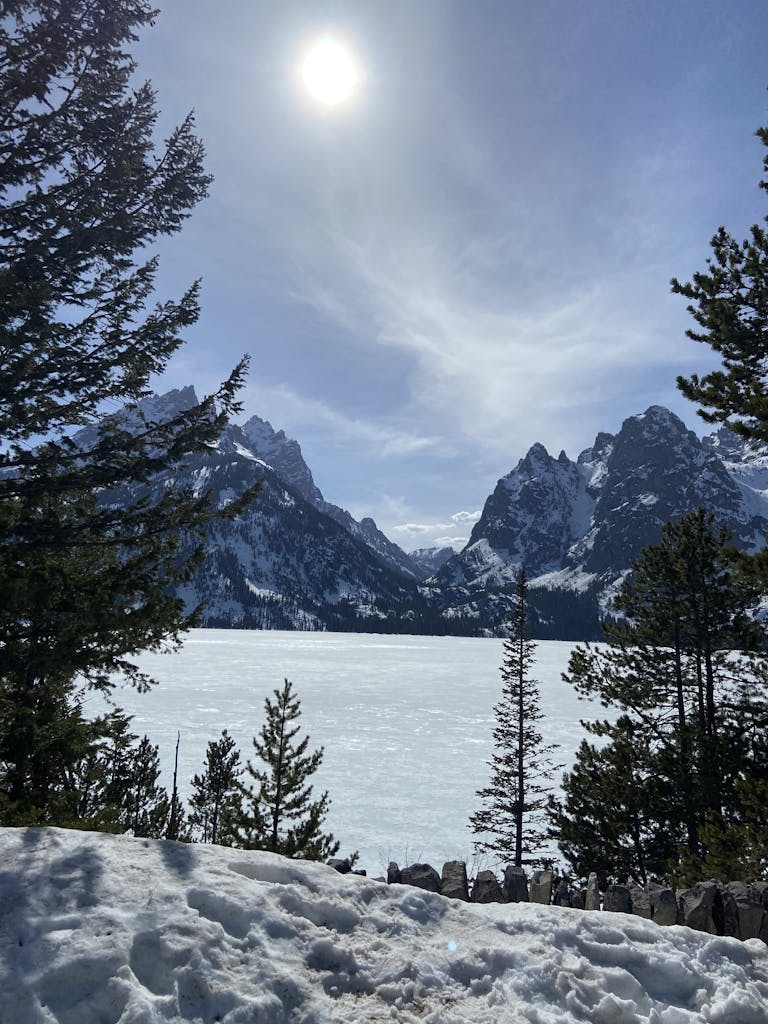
[137,0,768,551]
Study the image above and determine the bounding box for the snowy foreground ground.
[2,829,767,1024]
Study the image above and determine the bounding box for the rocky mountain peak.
[578,431,614,465]
[239,414,322,504]
[522,441,551,466]
[135,385,199,420]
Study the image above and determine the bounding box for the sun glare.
[301,39,358,106]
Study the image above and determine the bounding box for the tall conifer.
[0,1,257,825]
[551,509,768,883]
[471,570,559,866]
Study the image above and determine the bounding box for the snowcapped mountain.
[409,546,456,577]
[88,391,768,638]
[91,390,454,633]
[236,412,427,581]
[429,406,768,637]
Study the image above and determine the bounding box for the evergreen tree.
[550,723,678,884]
[470,570,559,866]
[550,509,768,883]
[189,730,242,845]
[0,2,257,825]
[673,120,768,443]
[120,736,171,839]
[231,679,339,860]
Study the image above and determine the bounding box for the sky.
[136,0,768,552]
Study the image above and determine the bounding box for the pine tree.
[120,736,170,839]
[673,120,768,443]
[0,2,257,825]
[551,509,768,883]
[189,730,242,845]
[231,679,339,860]
[470,570,559,866]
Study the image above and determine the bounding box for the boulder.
[604,884,632,914]
[530,870,553,905]
[503,865,529,903]
[400,863,441,894]
[649,886,679,926]
[678,881,723,935]
[471,870,505,903]
[751,883,768,943]
[585,873,601,911]
[726,883,766,941]
[628,881,652,919]
[387,861,401,884]
[721,887,740,938]
[327,858,351,874]
[441,860,470,901]
[553,882,572,908]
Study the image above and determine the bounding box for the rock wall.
[329,859,768,944]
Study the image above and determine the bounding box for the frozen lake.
[101,629,611,873]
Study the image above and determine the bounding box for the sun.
[301,39,358,106]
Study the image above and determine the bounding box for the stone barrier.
[355,858,768,944]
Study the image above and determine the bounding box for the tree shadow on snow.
[157,837,197,879]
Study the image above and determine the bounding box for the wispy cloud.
[390,509,480,552]
[242,382,449,457]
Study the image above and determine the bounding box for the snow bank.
[1,828,767,1024]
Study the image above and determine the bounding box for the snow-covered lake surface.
[3,827,767,1024]
[101,630,613,873]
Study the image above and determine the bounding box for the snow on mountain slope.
[431,406,768,637]
[79,389,768,638]
[240,414,420,580]
[162,453,426,632]
[240,413,324,505]
[2,827,766,1024]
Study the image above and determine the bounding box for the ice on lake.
[99,629,614,873]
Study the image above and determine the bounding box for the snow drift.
[1,827,767,1024]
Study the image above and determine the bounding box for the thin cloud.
[242,382,447,457]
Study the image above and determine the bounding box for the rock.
[571,889,586,910]
[373,876,386,883]
[721,887,740,938]
[327,858,351,874]
[753,880,768,909]
[553,882,572,908]
[352,869,367,877]
[471,870,505,903]
[751,883,768,943]
[441,860,469,901]
[628,881,652,919]
[387,861,401,884]
[585,873,601,911]
[727,883,766,941]
[530,870,553,905]
[649,886,679,926]
[604,884,632,914]
[503,866,529,903]
[400,863,441,894]
[678,881,723,935]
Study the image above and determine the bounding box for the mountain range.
[92,390,768,639]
